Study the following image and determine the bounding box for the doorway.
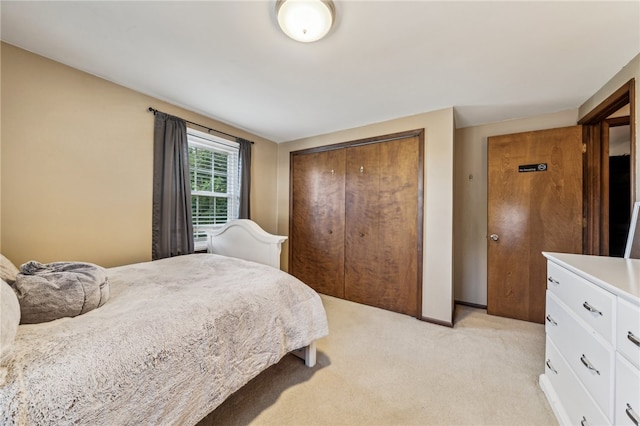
[580,79,636,256]
[607,116,632,256]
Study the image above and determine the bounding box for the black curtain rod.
[148,107,253,144]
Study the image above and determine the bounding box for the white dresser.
[540,252,640,426]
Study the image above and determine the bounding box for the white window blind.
[187,128,240,247]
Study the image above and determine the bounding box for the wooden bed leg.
[292,341,317,367]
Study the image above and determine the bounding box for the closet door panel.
[344,137,420,316]
[290,149,346,297]
[378,136,420,316]
[345,143,382,307]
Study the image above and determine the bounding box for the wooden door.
[344,136,421,316]
[290,149,346,297]
[487,126,583,323]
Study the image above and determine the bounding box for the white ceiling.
[1,1,639,143]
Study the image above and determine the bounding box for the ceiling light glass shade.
[276,0,335,43]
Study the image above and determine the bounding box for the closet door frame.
[289,128,425,318]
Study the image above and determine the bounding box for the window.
[188,128,240,248]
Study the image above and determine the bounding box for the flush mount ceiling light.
[276,0,335,43]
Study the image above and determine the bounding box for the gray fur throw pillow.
[13,261,109,324]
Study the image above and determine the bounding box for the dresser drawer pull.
[627,404,640,426]
[580,354,600,375]
[545,315,558,326]
[582,301,603,316]
[545,359,558,374]
[628,331,640,347]
[547,276,560,285]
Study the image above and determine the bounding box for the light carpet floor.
[199,295,557,425]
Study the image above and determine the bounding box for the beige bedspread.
[0,254,328,425]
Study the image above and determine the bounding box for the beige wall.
[0,43,278,268]
[277,108,455,324]
[579,53,640,201]
[454,53,640,307]
[453,109,579,306]
[4,40,636,321]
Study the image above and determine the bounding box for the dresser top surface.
[543,252,640,304]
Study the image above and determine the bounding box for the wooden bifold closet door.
[290,148,346,298]
[290,130,423,317]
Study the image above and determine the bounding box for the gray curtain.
[152,112,194,260]
[238,138,252,219]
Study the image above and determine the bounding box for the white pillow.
[0,254,19,285]
[1,278,20,385]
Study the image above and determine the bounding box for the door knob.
[490,234,499,241]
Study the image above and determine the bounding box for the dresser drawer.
[544,337,611,426]
[615,353,640,426]
[546,291,615,418]
[547,261,616,344]
[617,298,640,369]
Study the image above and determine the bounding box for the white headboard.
[206,220,287,269]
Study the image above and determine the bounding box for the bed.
[0,220,328,425]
